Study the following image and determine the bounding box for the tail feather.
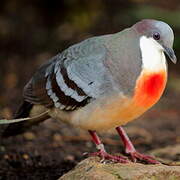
[2,121,34,137]
[2,101,49,137]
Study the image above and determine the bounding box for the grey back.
[23,28,142,110]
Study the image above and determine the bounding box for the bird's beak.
[163,46,177,64]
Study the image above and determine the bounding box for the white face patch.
[140,36,167,72]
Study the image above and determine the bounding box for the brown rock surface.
[59,158,180,180]
[60,145,180,180]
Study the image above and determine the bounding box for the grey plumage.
[23,29,142,111]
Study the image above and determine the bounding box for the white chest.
[140,36,167,72]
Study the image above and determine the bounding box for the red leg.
[88,130,129,163]
[116,126,160,164]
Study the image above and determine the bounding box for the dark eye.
[153,32,160,40]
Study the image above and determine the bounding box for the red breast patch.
[133,70,167,108]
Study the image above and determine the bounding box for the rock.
[60,145,180,180]
[59,157,180,180]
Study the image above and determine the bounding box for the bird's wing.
[23,37,112,110]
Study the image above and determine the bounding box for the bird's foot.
[128,151,160,164]
[116,126,160,164]
[87,150,129,163]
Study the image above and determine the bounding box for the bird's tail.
[1,101,50,137]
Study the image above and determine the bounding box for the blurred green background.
[0,0,180,116]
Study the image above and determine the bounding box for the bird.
[1,19,177,164]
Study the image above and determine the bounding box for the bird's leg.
[116,126,160,164]
[88,130,129,163]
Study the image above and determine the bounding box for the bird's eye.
[153,32,160,40]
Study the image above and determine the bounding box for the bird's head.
[133,19,177,64]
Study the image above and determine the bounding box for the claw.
[83,152,89,156]
[129,151,161,164]
[88,150,130,163]
[116,126,161,164]
[88,130,130,163]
